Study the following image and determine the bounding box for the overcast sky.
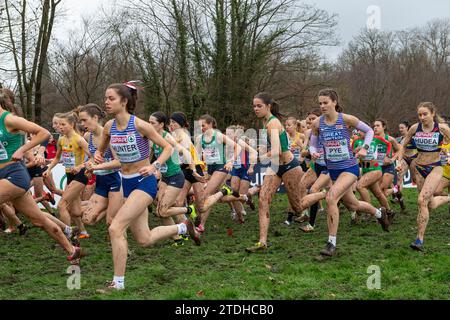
[46,0,450,61]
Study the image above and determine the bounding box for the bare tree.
[2,0,61,122]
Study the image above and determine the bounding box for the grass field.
[0,189,449,300]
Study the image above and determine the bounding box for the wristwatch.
[153,161,162,171]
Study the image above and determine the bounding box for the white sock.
[113,276,125,289]
[80,231,89,235]
[375,209,382,219]
[64,226,71,237]
[242,210,247,216]
[177,223,187,235]
[242,195,249,202]
[328,236,337,246]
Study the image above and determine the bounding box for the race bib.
[365,144,378,161]
[291,148,301,160]
[323,140,350,162]
[0,143,8,161]
[160,163,168,174]
[203,146,221,164]
[414,132,440,152]
[61,151,76,169]
[233,154,242,169]
[110,133,142,163]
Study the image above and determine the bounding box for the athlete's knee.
[57,199,69,211]
[157,206,169,218]
[326,192,338,206]
[418,194,431,207]
[258,197,271,209]
[108,222,125,239]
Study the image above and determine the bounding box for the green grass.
[0,189,449,300]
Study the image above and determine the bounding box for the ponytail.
[254,92,285,121]
[151,111,169,131]
[80,103,107,121]
[108,83,138,114]
[199,114,218,129]
[418,102,446,124]
[318,88,344,112]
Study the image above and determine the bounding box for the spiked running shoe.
[377,208,390,232]
[350,211,360,226]
[188,204,198,221]
[295,212,310,224]
[245,242,268,253]
[246,194,256,211]
[196,224,205,234]
[79,232,91,240]
[171,239,185,247]
[18,224,29,236]
[387,209,396,224]
[410,239,424,252]
[67,246,84,265]
[300,223,315,233]
[68,227,81,247]
[184,219,201,246]
[96,281,124,294]
[221,185,240,198]
[320,242,337,257]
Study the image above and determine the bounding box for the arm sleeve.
[309,134,319,154]
[356,121,374,147]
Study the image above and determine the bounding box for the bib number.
[61,151,76,169]
[324,140,350,162]
[0,143,8,161]
[204,147,221,164]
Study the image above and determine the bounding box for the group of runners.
[1,84,449,292]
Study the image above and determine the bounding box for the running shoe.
[96,281,124,294]
[68,227,80,247]
[18,224,29,236]
[171,239,185,247]
[221,185,234,196]
[282,220,292,226]
[230,210,237,221]
[180,234,189,241]
[184,219,201,246]
[300,223,315,233]
[294,211,310,224]
[246,194,256,211]
[221,185,240,198]
[350,211,360,225]
[377,208,390,232]
[410,239,424,252]
[396,191,405,210]
[188,204,198,221]
[320,242,337,257]
[387,209,396,224]
[283,213,294,226]
[67,246,84,264]
[196,224,205,234]
[245,242,268,253]
[79,232,91,240]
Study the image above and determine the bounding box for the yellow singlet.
[59,133,85,173]
[441,142,450,179]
